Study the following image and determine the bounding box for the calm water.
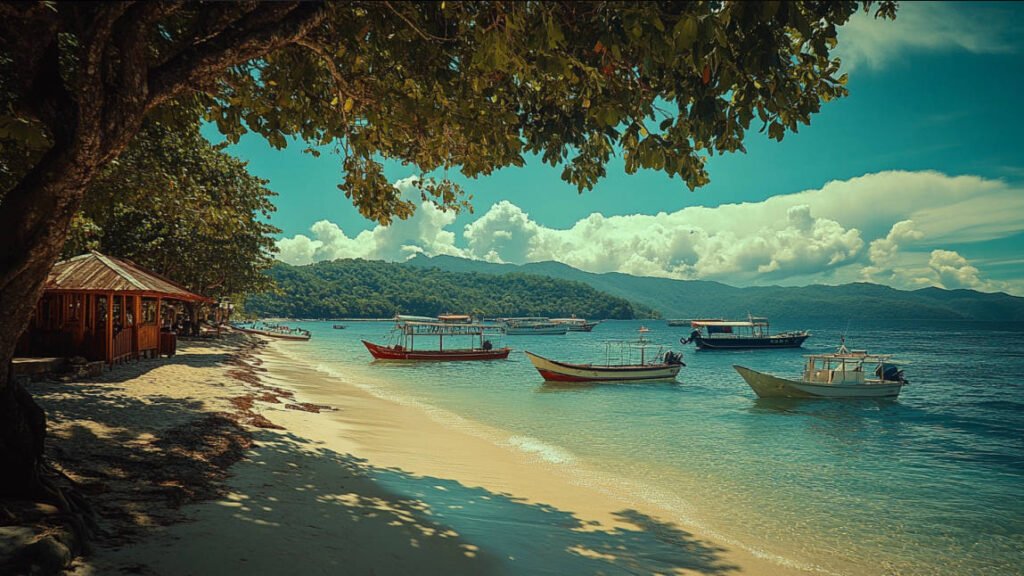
[280,319,1024,575]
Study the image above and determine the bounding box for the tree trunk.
[0,136,101,497]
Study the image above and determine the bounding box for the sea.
[277,318,1023,575]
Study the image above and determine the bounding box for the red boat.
[363,320,510,361]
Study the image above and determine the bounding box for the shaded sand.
[60,337,812,576]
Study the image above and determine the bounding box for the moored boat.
[501,317,568,335]
[682,316,809,350]
[525,327,684,383]
[734,340,908,399]
[363,320,510,361]
[233,322,311,341]
[551,317,600,332]
[333,324,346,329]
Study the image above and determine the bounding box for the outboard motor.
[680,329,701,346]
[876,363,907,383]
[663,351,686,366]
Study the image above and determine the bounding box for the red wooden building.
[16,251,211,365]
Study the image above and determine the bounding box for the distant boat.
[551,317,600,332]
[333,324,346,329]
[525,327,684,383]
[233,322,311,341]
[500,317,568,335]
[666,319,693,327]
[363,320,510,361]
[734,339,908,399]
[437,314,472,324]
[682,316,809,350]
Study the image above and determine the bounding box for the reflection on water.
[279,318,1024,576]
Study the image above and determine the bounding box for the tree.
[0,1,896,497]
[64,117,279,306]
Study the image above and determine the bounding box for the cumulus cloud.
[836,2,1015,72]
[275,170,1023,294]
[275,176,466,266]
[929,249,998,291]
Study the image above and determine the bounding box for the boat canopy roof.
[396,314,436,322]
[399,321,501,335]
[804,351,903,364]
[692,320,767,327]
[437,314,471,321]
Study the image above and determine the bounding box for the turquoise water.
[282,319,1023,575]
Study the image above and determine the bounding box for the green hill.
[403,255,1024,321]
[245,259,658,319]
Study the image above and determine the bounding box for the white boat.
[734,340,908,399]
[500,317,568,335]
[551,317,600,332]
[525,327,684,383]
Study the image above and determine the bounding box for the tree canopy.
[2,1,896,225]
[63,118,279,301]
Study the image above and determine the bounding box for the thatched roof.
[45,251,211,302]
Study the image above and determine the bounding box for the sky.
[206,2,1024,295]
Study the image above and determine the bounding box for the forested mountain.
[245,259,657,319]
[403,255,1024,321]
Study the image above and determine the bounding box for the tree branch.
[146,2,327,111]
[383,1,454,43]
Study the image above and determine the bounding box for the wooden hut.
[16,251,212,365]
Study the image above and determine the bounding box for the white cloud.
[837,2,1015,72]
[275,176,467,266]
[928,249,1001,291]
[275,170,1024,295]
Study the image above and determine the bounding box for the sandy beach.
[39,335,811,576]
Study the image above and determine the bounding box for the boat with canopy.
[233,321,311,341]
[682,316,809,350]
[363,320,510,361]
[500,317,568,335]
[551,317,600,332]
[733,339,908,398]
[525,327,684,383]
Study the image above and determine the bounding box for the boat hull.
[695,333,808,350]
[363,340,511,361]
[526,352,681,383]
[733,365,903,399]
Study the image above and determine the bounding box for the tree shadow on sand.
[102,429,740,575]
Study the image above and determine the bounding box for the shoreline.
[58,334,815,575]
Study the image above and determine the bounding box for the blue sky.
[207,2,1024,295]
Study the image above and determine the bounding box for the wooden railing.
[112,329,133,364]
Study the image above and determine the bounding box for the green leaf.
[673,17,698,50]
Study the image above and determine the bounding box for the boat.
[733,339,908,399]
[363,320,510,361]
[333,324,346,329]
[233,321,311,341]
[525,327,684,383]
[437,314,472,324]
[500,317,568,335]
[682,316,809,350]
[551,317,600,332]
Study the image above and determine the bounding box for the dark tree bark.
[0,1,326,499]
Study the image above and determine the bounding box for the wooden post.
[106,292,113,365]
[132,295,141,360]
